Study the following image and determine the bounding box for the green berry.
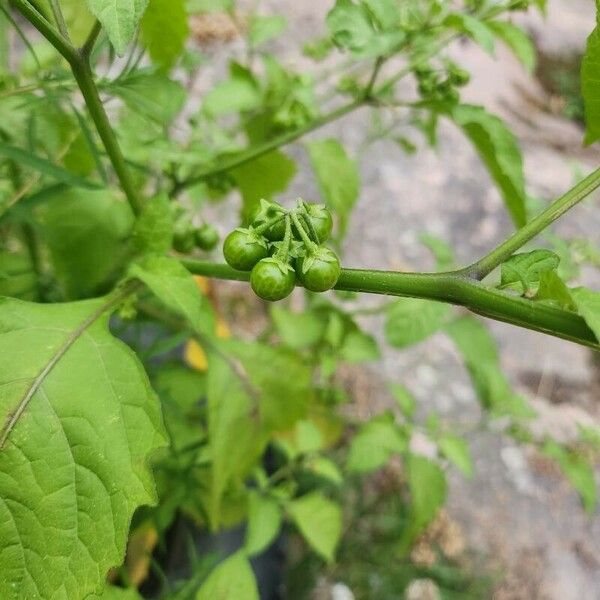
[250,257,296,301]
[195,223,220,251]
[296,247,341,292]
[223,228,268,271]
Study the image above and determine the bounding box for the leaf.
[0,296,165,599]
[39,188,134,299]
[231,150,296,222]
[141,0,189,70]
[339,328,379,363]
[306,456,344,486]
[85,0,149,55]
[244,492,282,556]
[271,306,326,349]
[203,65,262,117]
[132,192,173,255]
[0,142,101,189]
[582,25,600,144]
[384,298,449,348]
[438,434,473,477]
[249,15,287,47]
[110,71,186,123]
[450,104,526,227]
[535,271,576,309]
[445,14,495,55]
[543,441,597,513]
[420,233,455,270]
[390,383,416,418]
[288,492,342,562]
[196,551,259,600]
[500,249,560,293]
[445,317,534,418]
[92,586,144,600]
[571,287,600,342]
[347,415,407,473]
[488,21,536,73]
[130,255,216,336]
[305,139,359,236]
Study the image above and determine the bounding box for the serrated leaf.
[438,434,473,477]
[347,416,407,473]
[196,551,259,600]
[130,255,216,336]
[232,150,296,222]
[445,316,533,418]
[142,0,189,71]
[582,25,600,145]
[132,192,173,255]
[244,492,282,556]
[384,298,449,348]
[305,139,359,237]
[0,296,165,599]
[500,249,560,293]
[445,14,495,55]
[288,492,342,562]
[543,440,597,513]
[86,0,149,55]
[488,21,536,73]
[450,104,526,227]
[571,287,600,342]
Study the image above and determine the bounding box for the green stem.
[253,211,286,235]
[290,211,317,252]
[48,0,69,41]
[180,259,599,350]
[81,19,102,57]
[274,215,292,262]
[465,167,600,280]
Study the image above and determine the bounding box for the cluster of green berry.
[171,205,220,254]
[223,199,341,302]
[415,62,470,104]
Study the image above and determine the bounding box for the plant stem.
[81,20,102,57]
[290,211,317,251]
[180,259,599,350]
[465,166,600,280]
[48,0,69,41]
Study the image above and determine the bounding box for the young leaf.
[141,0,189,71]
[445,316,533,418]
[581,18,600,144]
[384,298,449,348]
[488,21,536,73]
[85,0,149,55]
[449,104,526,227]
[500,249,560,293]
[244,492,282,556]
[536,271,576,310]
[571,287,600,342]
[196,551,259,600]
[347,416,407,473]
[305,139,359,237]
[445,14,495,55]
[288,492,342,562]
[543,441,597,514]
[132,192,173,255]
[0,296,165,599]
[438,434,473,477]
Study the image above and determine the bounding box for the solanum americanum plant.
[1,0,600,599]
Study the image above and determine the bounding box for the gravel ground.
[200,1,600,597]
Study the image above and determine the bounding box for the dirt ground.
[199,1,600,597]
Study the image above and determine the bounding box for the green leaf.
[91,586,144,600]
[347,415,407,473]
[450,104,527,227]
[399,454,446,552]
[571,287,600,342]
[142,0,189,70]
[420,233,455,270]
[232,150,296,222]
[362,0,400,27]
[500,249,560,293]
[271,306,326,349]
[339,328,379,363]
[39,188,134,299]
[196,551,259,600]
[249,15,287,46]
[306,456,344,486]
[0,296,165,599]
[543,441,597,513]
[203,65,262,116]
[488,21,536,73]
[384,298,449,348]
[445,317,534,418]
[244,492,282,556]
[438,434,473,477]
[0,142,101,189]
[535,271,576,310]
[305,139,359,237]
[110,71,186,123]
[390,383,416,418]
[85,0,149,55]
[0,251,38,301]
[132,192,173,255]
[130,255,216,336]
[288,492,342,562]
[582,25,600,144]
[445,14,495,55]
